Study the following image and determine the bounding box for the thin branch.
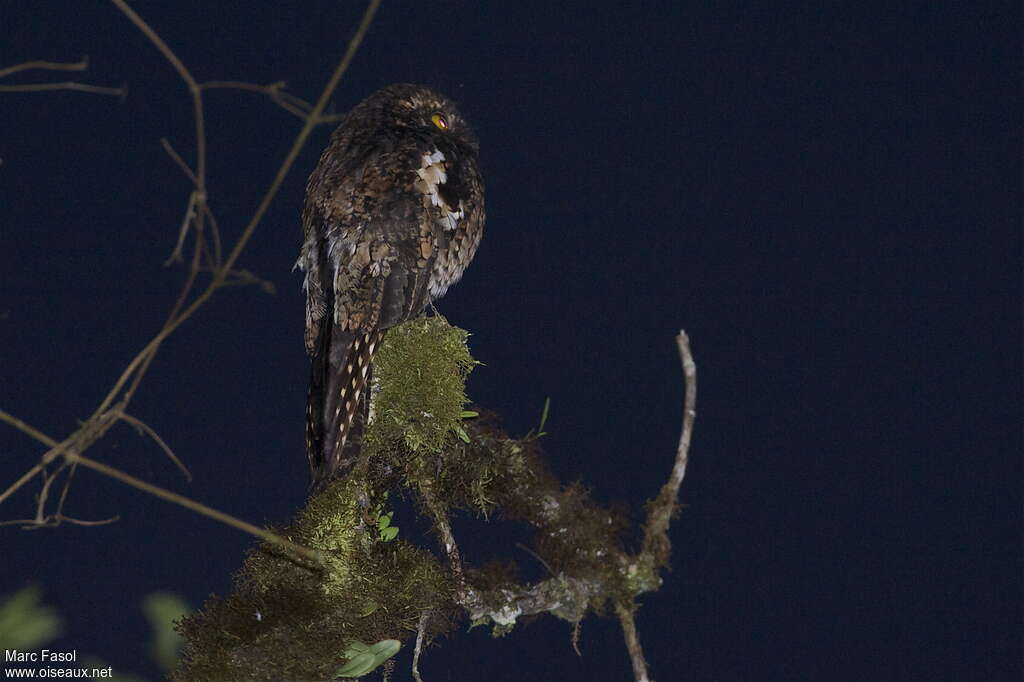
[33,463,65,524]
[0,460,46,505]
[164,190,199,265]
[0,81,126,97]
[616,602,652,682]
[55,514,121,527]
[214,0,382,282]
[515,541,554,576]
[610,331,696,681]
[202,203,223,266]
[90,0,381,421]
[160,138,198,185]
[0,517,48,528]
[2,0,380,578]
[317,111,348,125]
[412,610,429,682]
[108,0,196,90]
[0,409,67,505]
[0,408,59,448]
[670,330,697,494]
[68,452,322,565]
[121,213,204,408]
[103,0,209,417]
[0,57,89,79]
[207,267,276,294]
[641,330,697,556]
[55,460,79,517]
[419,481,463,580]
[0,414,319,563]
[117,411,193,481]
[201,80,313,120]
[0,513,121,530]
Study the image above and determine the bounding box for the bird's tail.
[307,328,387,489]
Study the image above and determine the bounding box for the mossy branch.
[175,318,696,681]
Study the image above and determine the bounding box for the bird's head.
[356,83,480,155]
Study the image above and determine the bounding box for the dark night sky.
[1,2,1020,681]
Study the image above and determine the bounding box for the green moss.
[175,513,453,681]
[366,316,476,460]
[174,316,665,678]
[173,320,473,680]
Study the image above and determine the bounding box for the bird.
[296,84,485,490]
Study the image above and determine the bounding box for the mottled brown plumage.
[297,84,485,489]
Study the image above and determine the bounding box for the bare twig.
[0,460,45,504]
[33,462,66,524]
[0,518,50,529]
[69,452,322,565]
[0,7,429,672]
[0,81,126,97]
[121,213,204,408]
[515,541,554,576]
[55,461,78,514]
[165,190,200,265]
[0,409,67,504]
[90,0,382,421]
[1,513,121,530]
[3,0,381,569]
[419,481,463,580]
[117,411,193,481]
[212,0,382,282]
[201,80,313,120]
[670,330,697,494]
[616,602,652,682]
[641,330,697,556]
[0,410,320,564]
[160,138,198,185]
[615,330,697,682]
[0,57,89,78]
[108,1,199,89]
[54,514,121,527]
[206,267,277,294]
[0,408,58,448]
[412,610,429,682]
[202,202,223,266]
[0,56,122,103]
[98,0,211,416]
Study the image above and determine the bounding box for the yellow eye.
[431,113,448,130]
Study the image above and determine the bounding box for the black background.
[2,2,1020,680]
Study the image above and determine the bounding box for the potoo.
[296,84,485,489]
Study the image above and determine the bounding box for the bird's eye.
[431,113,449,130]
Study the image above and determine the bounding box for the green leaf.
[343,641,372,656]
[537,396,551,434]
[335,651,378,677]
[453,424,470,443]
[460,410,479,418]
[368,639,401,659]
[0,585,61,650]
[358,600,379,617]
[380,526,399,542]
[142,592,190,673]
[377,511,393,531]
[335,639,401,678]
